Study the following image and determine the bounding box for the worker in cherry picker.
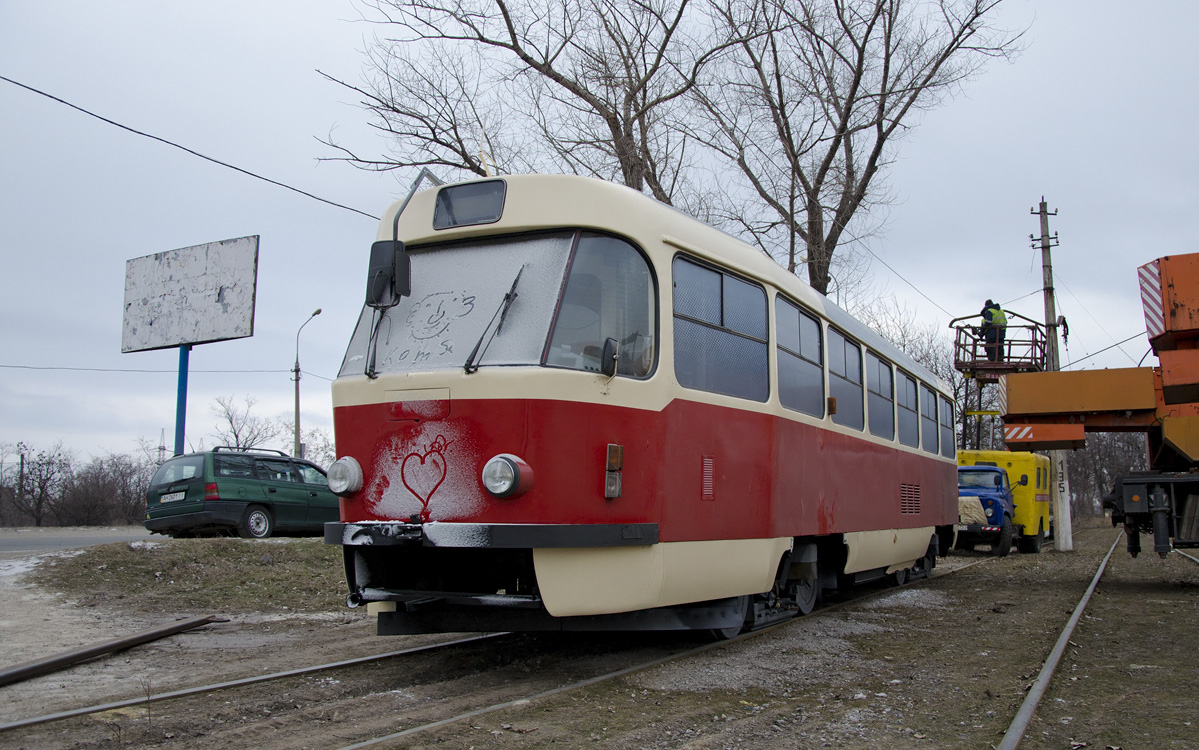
[980,299,1007,362]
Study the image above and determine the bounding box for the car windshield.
[959,470,1000,489]
[149,455,205,488]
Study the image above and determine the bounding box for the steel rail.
[0,632,507,733]
[1173,548,1199,565]
[997,530,1122,750]
[0,615,219,688]
[335,556,992,749]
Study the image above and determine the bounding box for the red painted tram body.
[325,175,957,635]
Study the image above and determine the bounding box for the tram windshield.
[340,231,656,378]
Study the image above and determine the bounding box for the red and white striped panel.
[1004,425,1035,443]
[996,375,1008,416]
[1139,259,1164,340]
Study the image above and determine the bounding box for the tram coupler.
[1150,486,1172,558]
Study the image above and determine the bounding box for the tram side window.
[920,384,938,454]
[897,372,919,448]
[673,257,769,401]
[775,297,824,417]
[828,329,864,430]
[939,395,955,458]
[866,351,895,439]
[546,233,656,377]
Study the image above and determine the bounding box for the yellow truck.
[957,450,1052,554]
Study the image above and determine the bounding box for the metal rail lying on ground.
[0,615,220,688]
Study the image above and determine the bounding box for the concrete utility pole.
[1031,198,1074,551]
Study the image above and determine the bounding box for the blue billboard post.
[174,344,191,456]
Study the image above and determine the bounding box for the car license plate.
[955,524,968,531]
[160,491,186,503]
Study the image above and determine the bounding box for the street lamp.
[294,308,322,458]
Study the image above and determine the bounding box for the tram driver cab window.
[545,233,656,377]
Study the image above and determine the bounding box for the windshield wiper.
[464,266,525,374]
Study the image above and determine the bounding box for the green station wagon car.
[144,447,340,538]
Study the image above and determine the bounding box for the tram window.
[828,329,864,430]
[866,351,895,439]
[546,234,656,377]
[939,395,955,458]
[920,384,938,454]
[672,257,768,401]
[775,297,824,417]
[433,180,506,229]
[897,372,919,447]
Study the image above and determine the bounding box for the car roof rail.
[212,446,292,457]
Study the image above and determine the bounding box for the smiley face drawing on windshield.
[406,291,476,341]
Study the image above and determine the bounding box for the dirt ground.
[1,523,1197,749]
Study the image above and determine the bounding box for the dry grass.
[29,537,346,615]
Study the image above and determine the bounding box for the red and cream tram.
[324,174,958,636]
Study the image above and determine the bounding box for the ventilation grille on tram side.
[701,456,715,501]
[900,484,921,515]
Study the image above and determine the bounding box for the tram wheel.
[708,595,749,640]
[890,568,908,586]
[794,577,818,615]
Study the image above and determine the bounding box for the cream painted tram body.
[325,174,957,635]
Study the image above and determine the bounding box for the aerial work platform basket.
[949,309,1048,383]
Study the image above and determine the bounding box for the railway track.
[2,531,1195,748]
[0,558,978,748]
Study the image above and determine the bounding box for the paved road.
[0,526,153,558]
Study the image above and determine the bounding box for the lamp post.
[293,308,322,458]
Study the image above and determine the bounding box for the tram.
[324,174,958,635]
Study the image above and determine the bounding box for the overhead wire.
[0,75,1151,376]
[858,245,954,317]
[1054,275,1139,365]
[0,74,379,221]
[1060,332,1144,370]
[0,363,335,381]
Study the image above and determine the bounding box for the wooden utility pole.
[1031,198,1074,551]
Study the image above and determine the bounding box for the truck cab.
[956,465,1021,556]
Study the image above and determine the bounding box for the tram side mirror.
[366,240,410,309]
[601,338,619,378]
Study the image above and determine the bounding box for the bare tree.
[324,0,733,203]
[9,442,74,527]
[55,453,154,526]
[275,419,337,468]
[210,395,280,451]
[1067,433,1148,519]
[695,0,1021,294]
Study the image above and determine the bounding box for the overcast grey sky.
[2,0,1195,460]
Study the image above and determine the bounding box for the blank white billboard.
[121,236,259,353]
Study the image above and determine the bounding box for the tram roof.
[379,173,950,396]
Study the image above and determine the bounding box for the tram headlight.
[481,454,533,498]
[328,456,364,496]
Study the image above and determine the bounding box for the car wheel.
[239,505,274,539]
[1018,520,1044,554]
[992,515,1014,557]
